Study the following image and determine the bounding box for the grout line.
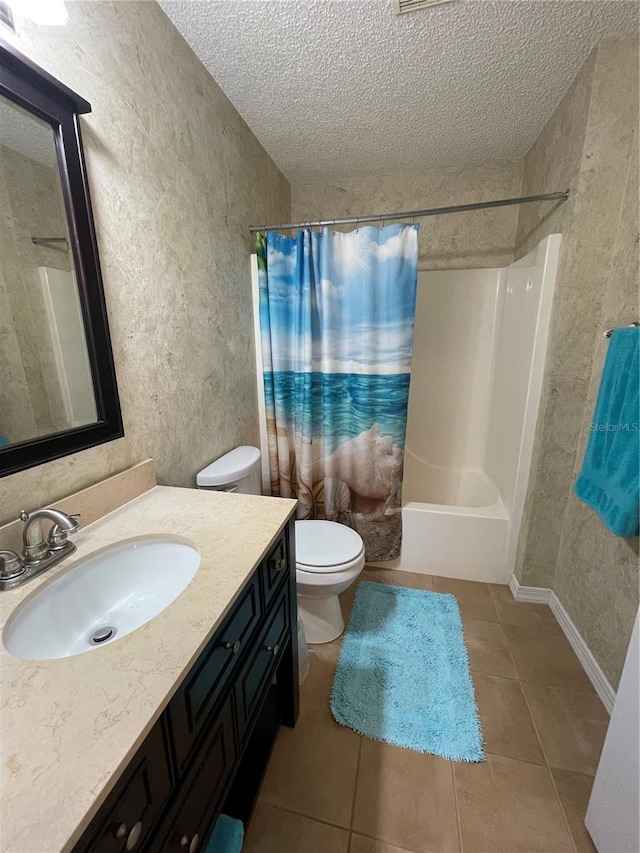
[450,759,465,853]
[262,802,352,833]
[543,767,580,853]
[470,667,519,681]
[483,748,547,769]
[519,681,579,853]
[349,828,428,853]
[518,677,610,706]
[349,734,364,831]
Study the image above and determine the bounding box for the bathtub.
[375,451,510,583]
[371,234,562,584]
[375,451,509,583]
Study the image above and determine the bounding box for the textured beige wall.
[514,38,639,689]
[292,161,523,270]
[0,144,71,441]
[0,1,290,524]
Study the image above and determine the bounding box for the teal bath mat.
[331,581,484,761]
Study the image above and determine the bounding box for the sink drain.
[89,625,116,645]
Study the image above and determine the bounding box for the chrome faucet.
[21,508,80,563]
[0,508,80,591]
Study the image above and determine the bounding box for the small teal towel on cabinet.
[205,814,244,853]
[574,326,640,537]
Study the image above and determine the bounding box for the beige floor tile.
[376,570,434,590]
[340,570,380,621]
[260,706,361,827]
[352,740,460,853]
[243,802,349,853]
[551,768,597,853]
[503,623,596,692]
[522,683,609,775]
[361,568,382,581]
[463,618,518,679]
[454,754,574,852]
[350,835,420,853]
[474,673,545,764]
[301,639,341,711]
[489,584,563,633]
[432,577,499,622]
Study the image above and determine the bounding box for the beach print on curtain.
[257,224,418,561]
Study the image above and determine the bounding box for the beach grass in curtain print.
[257,224,419,561]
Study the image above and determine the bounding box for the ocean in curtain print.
[258,224,419,561]
[267,371,411,455]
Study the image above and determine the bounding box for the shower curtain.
[257,224,418,561]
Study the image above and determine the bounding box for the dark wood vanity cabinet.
[74,519,298,853]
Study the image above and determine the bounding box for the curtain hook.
[355,216,360,235]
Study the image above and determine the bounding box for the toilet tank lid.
[197,446,261,487]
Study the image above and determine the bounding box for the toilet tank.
[196,446,261,495]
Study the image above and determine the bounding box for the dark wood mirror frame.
[0,38,123,478]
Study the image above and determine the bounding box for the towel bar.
[603,321,640,338]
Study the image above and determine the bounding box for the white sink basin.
[3,536,201,660]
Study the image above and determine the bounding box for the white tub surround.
[373,234,561,582]
[0,473,296,853]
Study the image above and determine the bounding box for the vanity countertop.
[0,485,297,853]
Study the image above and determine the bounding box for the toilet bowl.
[197,447,365,645]
[295,520,365,644]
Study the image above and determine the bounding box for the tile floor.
[243,570,609,853]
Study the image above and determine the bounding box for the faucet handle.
[48,513,81,550]
[0,550,25,581]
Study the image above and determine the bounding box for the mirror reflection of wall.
[0,95,97,447]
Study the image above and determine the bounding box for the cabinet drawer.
[77,721,172,853]
[170,573,261,772]
[236,587,290,742]
[261,533,289,609]
[154,695,236,853]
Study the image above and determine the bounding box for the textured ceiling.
[159,0,638,182]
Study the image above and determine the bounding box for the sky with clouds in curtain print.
[260,224,419,377]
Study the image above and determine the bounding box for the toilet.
[197,446,365,644]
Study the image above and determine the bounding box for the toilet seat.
[295,520,364,574]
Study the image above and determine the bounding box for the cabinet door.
[76,721,172,853]
[154,695,237,853]
[170,573,261,772]
[261,533,289,609]
[235,587,290,744]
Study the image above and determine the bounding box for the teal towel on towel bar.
[574,326,640,537]
[205,814,244,853]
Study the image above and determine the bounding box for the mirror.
[0,38,123,476]
[0,96,97,446]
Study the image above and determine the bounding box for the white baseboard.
[509,574,616,714]
[508,574,551,604]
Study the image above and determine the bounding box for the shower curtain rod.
[249,190,570,233]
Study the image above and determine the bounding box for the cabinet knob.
[265,643,279,656]
[179,833,200,853]
[223,640,241,655]
[115,821,142,850]
[272,558,286,572]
